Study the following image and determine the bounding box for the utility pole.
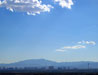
[88,63,90,70]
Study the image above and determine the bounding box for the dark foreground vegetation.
[0,72,98,75]
[0,69,98,75]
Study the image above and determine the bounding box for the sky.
[0,0,98,63]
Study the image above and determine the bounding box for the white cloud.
[0,1,1,5]
[0,0,53,15]
[78,41,96,45]
[0,0,74,15]
[56,40,96,52]
[56,45,86,52]
[54,0,74,9]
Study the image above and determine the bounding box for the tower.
[88,63,90,69]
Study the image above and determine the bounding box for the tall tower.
[88,63,90,70]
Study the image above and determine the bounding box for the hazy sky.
[0,0,98,63]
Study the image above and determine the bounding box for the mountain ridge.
[0,59,98,69]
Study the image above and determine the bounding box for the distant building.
[57,67,62,70]
[48,66,54,70]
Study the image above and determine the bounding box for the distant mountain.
[0,59,58,68]
[0,59,98,69]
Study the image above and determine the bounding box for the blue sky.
[0,0,98,63]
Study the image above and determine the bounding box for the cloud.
[56,45,86,52]
[78,41,96,45]
[0,0,53,15]
[54,0,74,9]
[0,0,74,15]
[56,40,96,52]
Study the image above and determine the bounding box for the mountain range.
[0,59,98,69]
